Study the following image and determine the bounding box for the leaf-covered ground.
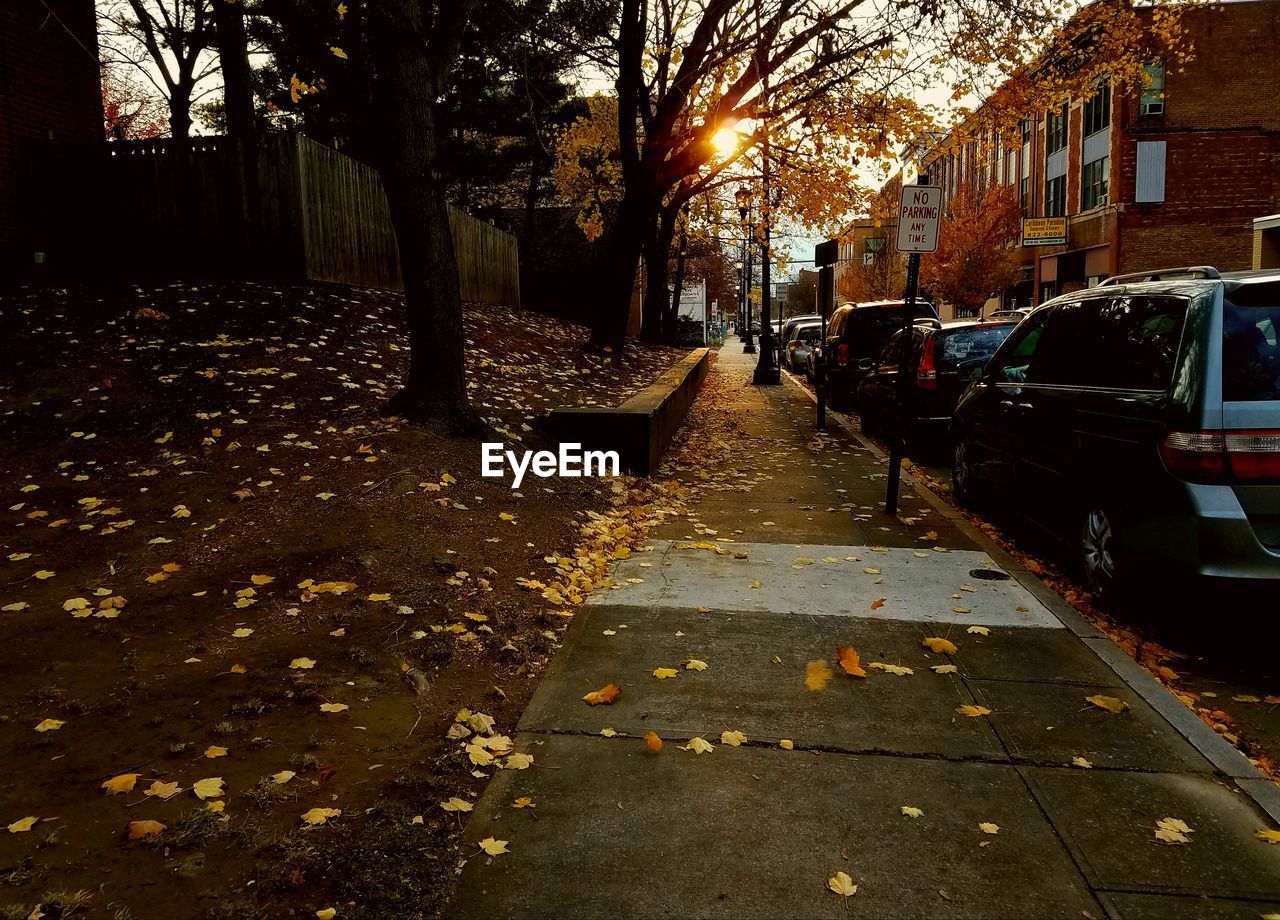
[0,282,684,920]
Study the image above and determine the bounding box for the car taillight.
[917,335,938,390]
[837,343,849,365]
[1159,429,1280,483]
[1225,430,1280,480]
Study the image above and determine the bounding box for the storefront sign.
[1022,217,1068,247]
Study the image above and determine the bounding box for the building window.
[1083,81,1110,136]
[1141,63,1165,115]
[1046,104,1068,154]
[1135,141,1167,203]
[1045,175,1066,217]
[1081,156,1109,210]
[1020,118,1031,143]
[1020,176,1029,215]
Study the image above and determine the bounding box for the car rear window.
[849,305,937,354]
[1223,283,1280,401]
[938,326,1014,372]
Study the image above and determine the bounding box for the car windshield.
[1223,283,1280,401]
[939,325,1015,372]
[853,305,936,355]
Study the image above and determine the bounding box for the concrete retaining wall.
[542,348,710,476]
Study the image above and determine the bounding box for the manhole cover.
[969,568,1011,582]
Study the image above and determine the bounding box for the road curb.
[782,369,1280,823]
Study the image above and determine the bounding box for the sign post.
[885,182,942,516]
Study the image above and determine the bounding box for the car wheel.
[1081,505,1125,604]
[951,437,982,507]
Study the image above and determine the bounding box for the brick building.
[907,0,1280,310]
[0,0,103,276]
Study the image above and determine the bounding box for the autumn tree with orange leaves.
[921,180,1023,317]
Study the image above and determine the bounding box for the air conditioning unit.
[1141,100,1164,116]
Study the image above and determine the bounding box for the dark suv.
[822,300,940,408]
[951,266,1280,601]
[857,319,1017,446]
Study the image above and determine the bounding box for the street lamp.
[736,187,756,354]
[751,140,780,385]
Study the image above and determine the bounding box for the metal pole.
[884,250,921,516]
[743,211,756,354]
[752,139,780,385]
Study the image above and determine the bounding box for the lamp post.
[736,187,756,354]
[752,135,780,385]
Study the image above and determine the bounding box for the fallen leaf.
[290,657,316,670]
[127,819,166,840]
[684,659,708,671]
[1085,694,1130,714]
[836,646,867,678]
[1255,829,1280,844]
[680,737,714,754]
[7,817,37,833]
[319,703,349,713]
[231,627,254,638]
[1155,816,1192,845]
[805,659,834,690]
[922,637,958,655]
[440,797,474,812]
[644,731,663,753]
[932,664,959,675]
[145,781,180,800]
[1071,756,1093,769]
[870,598,886,610]
[583,683,621,705]
[979,822,999,835]
[512,797,535,809]
[204,745,228,759]
[503,752,534,770]
[272,771,296,785]
[827,871,858,897]
[967,626,990,636]
[193,777,225,800]
[956,705,992,718]
[479,837,509,855]
[316,909,337,920]
[102,773,140,795]
[34,719,65,733]
[901,806,924,818]
[720,730,748,746]
[868,662,913,676]
[652,667,678,679]
[301,807,342,826]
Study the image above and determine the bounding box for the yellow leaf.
[7,817,38,833]
[34,570,55,579]
[1085,694,1130,714]
[644,731,663,753]
[250,575,274,585]
[932,664,959,674]
[231,628,254,638]
[869,662,913,676]
[922,637,958,655]
[901,806,924,818]
[329,45,348,59]
[720,730,748,746]
[127,819,166,840]
[512,797,535,809]
[229,664,247,674]
[34,718,65,732]
[319,702,349,713]
[478,837,509,856]
[503,752,534,770]
[967,626,990,636]
[367,593,391,602]
[440,797,474,812]
[1255,828,1280,844]
[1154,817,1192,845]
[145,780,180,800]
[204,745,228,759]
[102,773,140,794]
[827,871,858,897]
[301,807,342,826]
[779,739,794,750]
[652,667,678,680]
[979,822,1000,835]
[193,777,225,800]
[1072,756,1093,769]
[205,800,225,813]
[317,909,337,920]
[290,657,316,669]
[805,659,833,690]
[956,705,992,718]
[680,737,714,754]
[684,659,708,671]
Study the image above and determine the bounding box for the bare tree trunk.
[591,184,655,350]
[369,0,480,432]
[640,205,677,343]
[213,0,254,142]
[168,84,193,140]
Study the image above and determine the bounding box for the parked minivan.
[823,300,940,408]
[951,266,1280,601]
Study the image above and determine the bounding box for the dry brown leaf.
[836,646,867,678]
[583,683,621,706]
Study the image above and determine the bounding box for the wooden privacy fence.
[37,134,520,306]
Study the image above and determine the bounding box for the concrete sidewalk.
[453,347,1280,919]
